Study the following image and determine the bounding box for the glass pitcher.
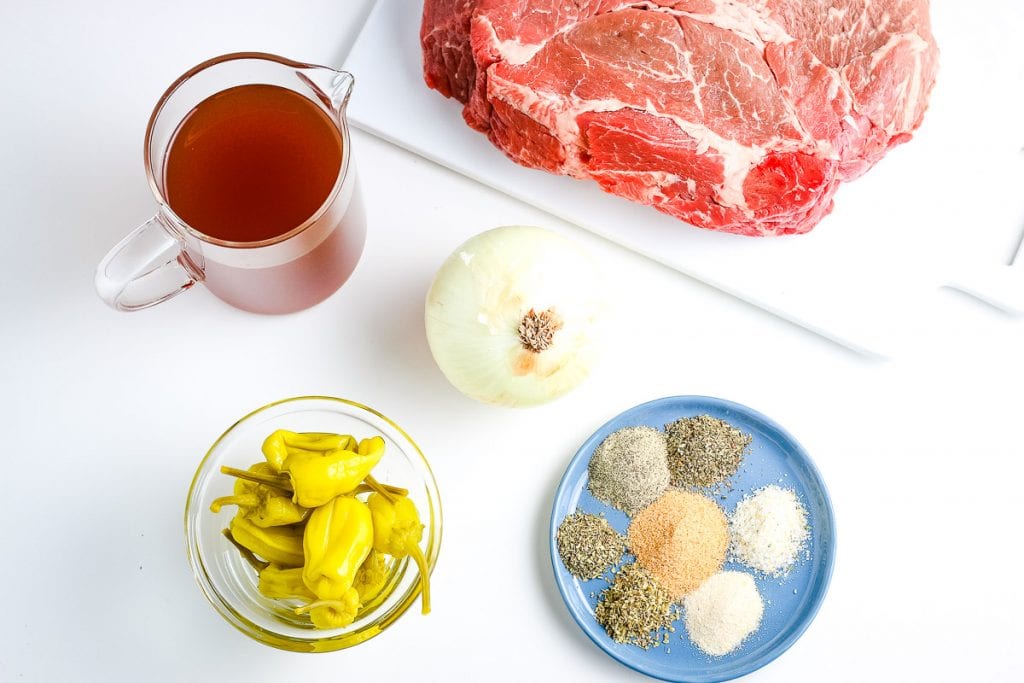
[95,52,365,314]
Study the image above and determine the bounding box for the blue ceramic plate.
[550,396,835,683]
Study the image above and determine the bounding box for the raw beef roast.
[421,0,938,236]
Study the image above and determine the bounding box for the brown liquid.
[196,188,366,314]
[165,84,343,242]
[163,83,364,314]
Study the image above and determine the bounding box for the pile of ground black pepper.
[664,414,751,488]
[588,426,670,514]
[594,562,678,649]
[556,512,626,580]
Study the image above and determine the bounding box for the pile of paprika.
[211,429,432,629]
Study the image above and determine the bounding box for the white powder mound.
[730,485,810,576]
[684,571,764,656]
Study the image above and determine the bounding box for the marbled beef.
[421,0,938,236]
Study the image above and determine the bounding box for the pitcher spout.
[329,71,355,112]
[297,66,354,116]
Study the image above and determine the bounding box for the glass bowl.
[185,396,442,652]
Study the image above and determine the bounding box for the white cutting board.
[343,0,1024,357]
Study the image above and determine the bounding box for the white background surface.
[1,1,1021,681]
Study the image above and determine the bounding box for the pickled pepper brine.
[211,429,432,629]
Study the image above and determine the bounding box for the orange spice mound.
[628,490,728,599]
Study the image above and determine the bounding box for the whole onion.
[424,226,604,407]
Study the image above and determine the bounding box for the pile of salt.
[729,485,809,576]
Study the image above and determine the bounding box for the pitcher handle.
[95,214,203,311]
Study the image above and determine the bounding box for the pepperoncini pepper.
[229,515,305,567]
[262,430,357,472]
[352,549,388,604]
[210,463,309,527]
[298,495,374,628]
[367,492,431,614]
[295,592,362,630]
[282,436,387,508]
[258,564,317,601]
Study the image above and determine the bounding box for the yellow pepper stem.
[220,465,292,491]
[409,543,431,615]
[221,528,270,572]
[352,481,399,497]
[220,465,409,500]
[355,480,408,498]
[210,493,260,513]
[364,474,398,504]
[293,599,345,616]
